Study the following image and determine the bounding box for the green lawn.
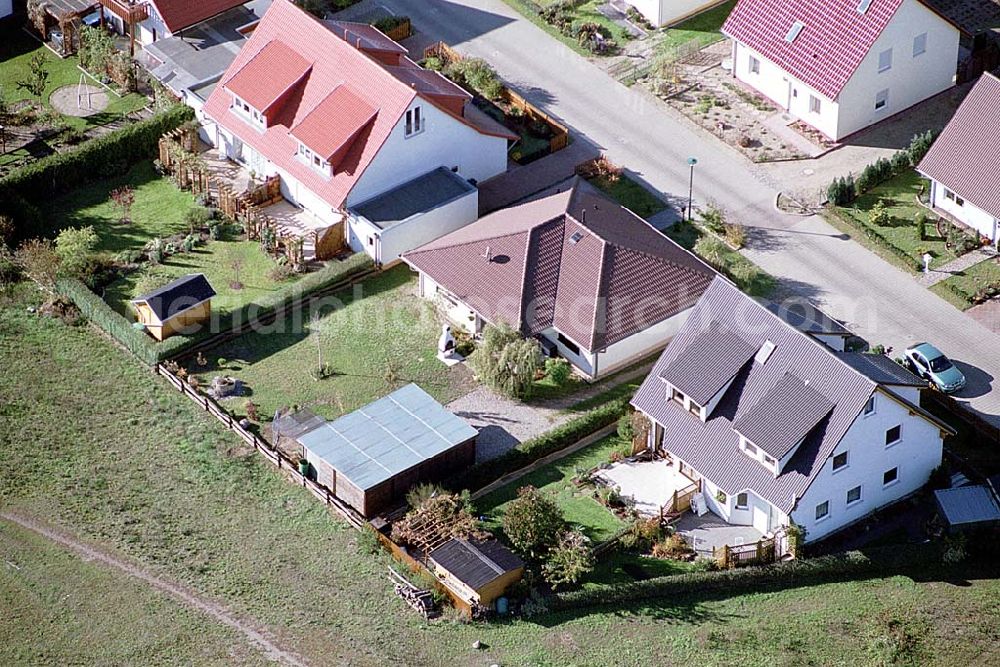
[0,26,147,131]
[103,239,289,317]
[931,256,1000,311]
[500,0,632,58]
[657,0,736,53]
[4,281,1000,665]
[829,171,958,272]
[588,173,667,219]
[190,266,475,421]
[38,161,198,254]
[476,434,629,543]
[665,219,776,296]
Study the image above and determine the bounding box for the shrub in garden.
[185,206,213,230]
[502,485,565,559]
[54,226,98,278]
[147,237,164,264]
[616,412,634,442]
[651,533,692,559]
[916,212,927,241]
[109,186,135,224]
[693,236,726,269]
[724,222,747,249]
[868,200,891,227]
[182,234,198,252]
[827,174,856,206]
[544,357,572,386]
[468,322,543,399]
[14,238,60,290]
[890,149,911,174]
[699,205,726,234]
[907,130,936,165]
[444,58,505,101]
[267,263,296,282]
[542,529,594,588]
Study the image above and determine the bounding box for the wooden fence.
[156,363,365,530]
[713,528,791,569]
[381,18,411,42]
[422,41,569,154]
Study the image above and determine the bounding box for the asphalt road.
[374,0,1000,424]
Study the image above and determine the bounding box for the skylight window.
[755,340,776,365]
[785,21,805,43]
[569,231,584,244]
[857,0,873,13]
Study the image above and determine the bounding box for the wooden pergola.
[97,0,149,56]
[28,0,101,56]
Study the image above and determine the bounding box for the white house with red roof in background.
[201,0,515,263]
[918,72,1000,244]
[722,0,963,141]
[99,0,251,45]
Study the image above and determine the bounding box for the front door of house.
[752,502,769,534]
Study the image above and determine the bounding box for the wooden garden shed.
[130,273,215,341]
[428,538,524,608]
[294,384,477,519]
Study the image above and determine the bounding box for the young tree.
[109,186,135,224]
[15,238,60,292]
[542,529,594,588]
[229,256,244,290]
[54,226,99,278]
[17,53,49,102]
[468,322,543,400]
[502,485,565,559]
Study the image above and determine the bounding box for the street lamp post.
[686,157,698,221]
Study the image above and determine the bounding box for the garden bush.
[827,131,938,205]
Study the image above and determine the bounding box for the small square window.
[749,55,760,74]
[671,387,685,405]
[809,95,821,114]
[815,501,830,521]
[832,451,848,471]
[736,492,749,509]
[846,485,862,505]
[883,467,899,486]
[763,454,776,468]
[885,425,901,446]
[878,48,893,72]
[717,491,728,504]
[913,32,927,57]
[875,89,889,111]
[863,395,876,416]
[744,441,758,456]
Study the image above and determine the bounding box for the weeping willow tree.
[468,321,543,400]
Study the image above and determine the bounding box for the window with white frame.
[232,94,264,128]
[885,425,901,447]
[875,89,889,111]
[832,451,848,472]
[809,95,821,114]
[944,189,965,206]
[878,48,893,72]
[744,440,758,456]
[736,492,749,510]
[815,500,830,521]
[863,394,876,416]
[846,485,862,505]
[404,106,423,137]
[749,55,760,74]
[883,466,899,486]
[670,387,685,405]
[912,32,927,57]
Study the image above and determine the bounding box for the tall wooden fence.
[713,528,792,569]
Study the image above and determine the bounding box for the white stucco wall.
[834,0,959,139]
[730,0,958,140]
[792,389,944,542]
[929,180,999,241]
[346,99,508,207]
[347,187,478,263]
[137,7,171,44]
[594,307,692,378]
[627,0,726,27]
[418,274,481,334]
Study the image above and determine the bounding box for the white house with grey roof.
[632,277,954,543]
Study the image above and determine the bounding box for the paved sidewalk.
[918,249,995,287]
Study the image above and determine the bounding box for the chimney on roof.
[481,245,492,262]
[357,38,362,49]
[580,208,586,223]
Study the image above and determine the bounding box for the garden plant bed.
[503,0,633,58]
[473,97,556,165]
[586,172,666,219]
[931,258,1000,311]
[665,218,775,296]
[189,266,476,421]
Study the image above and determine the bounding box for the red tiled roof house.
[722,0,962,140]
[917,72,1000,244]
[200,0,515,263]
[401,179,718,379]
[99,0,249,46]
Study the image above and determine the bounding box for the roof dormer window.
[298,143,331,176]
[232,94,265,129]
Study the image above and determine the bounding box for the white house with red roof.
[624,0,729,28]
[201,0,515,263]
[722,0,962,141]
[918,72,1000,244]
[402,179,718,379]
[99,0,251,45]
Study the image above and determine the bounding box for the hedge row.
[1,104,195,245]
[57,253,375,365]
[827,130,937,207]
[548,544,944,611]
[831,210,922,273]
[452,395,630,493]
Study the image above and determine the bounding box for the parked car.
[904,343,966,393]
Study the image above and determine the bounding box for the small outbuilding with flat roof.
[346,167,478,266]
[934,483,1000,531]
[428,538,524,608]
[294,384,478,518]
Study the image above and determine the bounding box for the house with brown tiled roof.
[722,0,962,140]
[918,72,1000,244]
[632,277,954,544]
[201,0,515,263]
[401,179,718,379]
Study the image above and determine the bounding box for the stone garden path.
[918,248,996,287]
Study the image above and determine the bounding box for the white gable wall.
[835,0,958,139]
[928,179,1000,242]
[137,6,172,45]
[792,390,943,542]
[346,99,507,207]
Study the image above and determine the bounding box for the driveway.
[347,0,1000,425]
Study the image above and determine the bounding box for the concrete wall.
[347,187,478,263]
[929,179,999,241]
[835,0,959,139]
[792,389,944,542]
[346,99,508,207]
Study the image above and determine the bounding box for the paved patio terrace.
[675,513,764,556]
[594,458,695,516]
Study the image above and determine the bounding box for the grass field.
[37,161,197,253]
[3,281,1000,665]
[930,257,1000,311]
[0,26,146,131]
[191,266,476,421]
[587,173,667,219]
[656,0,736,54]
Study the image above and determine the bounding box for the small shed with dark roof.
[428,538,524,606]
[131,273,216,341]
[934,484,1000,530]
